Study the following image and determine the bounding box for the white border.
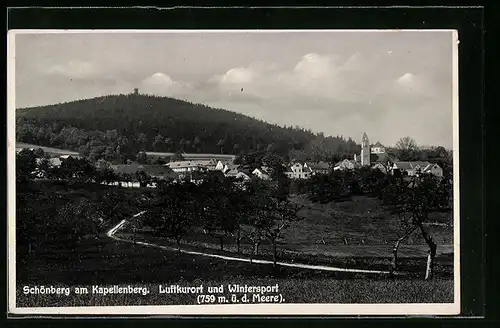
[7,29,460,316]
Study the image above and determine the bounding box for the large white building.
[391,161,443,177]
[285,162,312,179]
[371,141,386,154]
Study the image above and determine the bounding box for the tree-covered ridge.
[16,93,361,163]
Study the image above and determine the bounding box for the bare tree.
[384,174,444,279]
[262,199,304,266]
[396,136,418,150]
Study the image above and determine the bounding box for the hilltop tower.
[361,132,370,166]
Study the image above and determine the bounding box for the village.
[11,28,459,311]
[17,132,444,189]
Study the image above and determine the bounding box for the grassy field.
[118,231,453,277]
[289,194,453,247]
[16,237,454,307]
[15,182,454,307]
[125,194,453,275]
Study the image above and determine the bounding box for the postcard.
[7,29,460,316]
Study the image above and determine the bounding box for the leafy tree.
[36,158,52,179]
[164,138,173,152]
[144,182,199,251]
[97,191,136,227]
[57,157,97,184]
[308,173,343,203]
[193,136,202,152]
[262,198,303,266]
[135,170,151,188]
[33,148,45,158]
[136,151,148,164]
[104,146,116,161]
[383,174,445,279]
[289,149,308,163]
[16,149,38,185]
[154,157,167,165]
[198,177,243,251]
[153,133,165,152]
[245,180,303,265]
[55,199,99,245]
[95,158,111,171]
[137,133,148,150]
[170,151,185,162]
[217,139,225,154]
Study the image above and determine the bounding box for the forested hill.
[16,93,360,162]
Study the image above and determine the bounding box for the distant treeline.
[16,94,361,163]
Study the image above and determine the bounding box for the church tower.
[361,132,370,166]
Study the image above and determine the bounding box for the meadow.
[16,237,454,307]
[121,193,453,276]
[16,179,454,307]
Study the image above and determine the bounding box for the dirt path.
[106,212,400,275]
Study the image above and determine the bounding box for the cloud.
[397,72,415,84]
[293,53,339,80]
[205,52,383,105]
[140,72,192,97]
[47,60,97,79]
[15,31,453,148]
[390,72,439,102]
[142,72,175,87]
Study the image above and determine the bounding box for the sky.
[13,31,456,148]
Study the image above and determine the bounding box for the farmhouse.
[372,162,392,173]
[371,141,386,154]
[392,161,443,177]
[59,154,82,160]
[222,163,241,177]
[111,164,177,179]
[215,160,229,171]
[109,164,179,187]
[285,162,313,179]
[194,159,218,170]
[235,171,252,181]
[166,161,209,174]
[36,157,62,168]
[252,167,271,180]
[333,159,362,171]
[304,161,330,175]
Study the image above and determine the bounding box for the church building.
[352,132,372,166]
[336,133,387,170]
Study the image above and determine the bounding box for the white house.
[304,161,330,175]
[196,159,218,170]
[36,157,62,168]
[222,163,241,177]
[166,161,208,173]
[252,167,271,180]
[59,154,82,160]
[392,161,443,177]
[215,160,229,171]
[371,141,386,154]
[333,159,361,171]
[285,162,312,179]
[372,162,392,173]
[235,171,251,181]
